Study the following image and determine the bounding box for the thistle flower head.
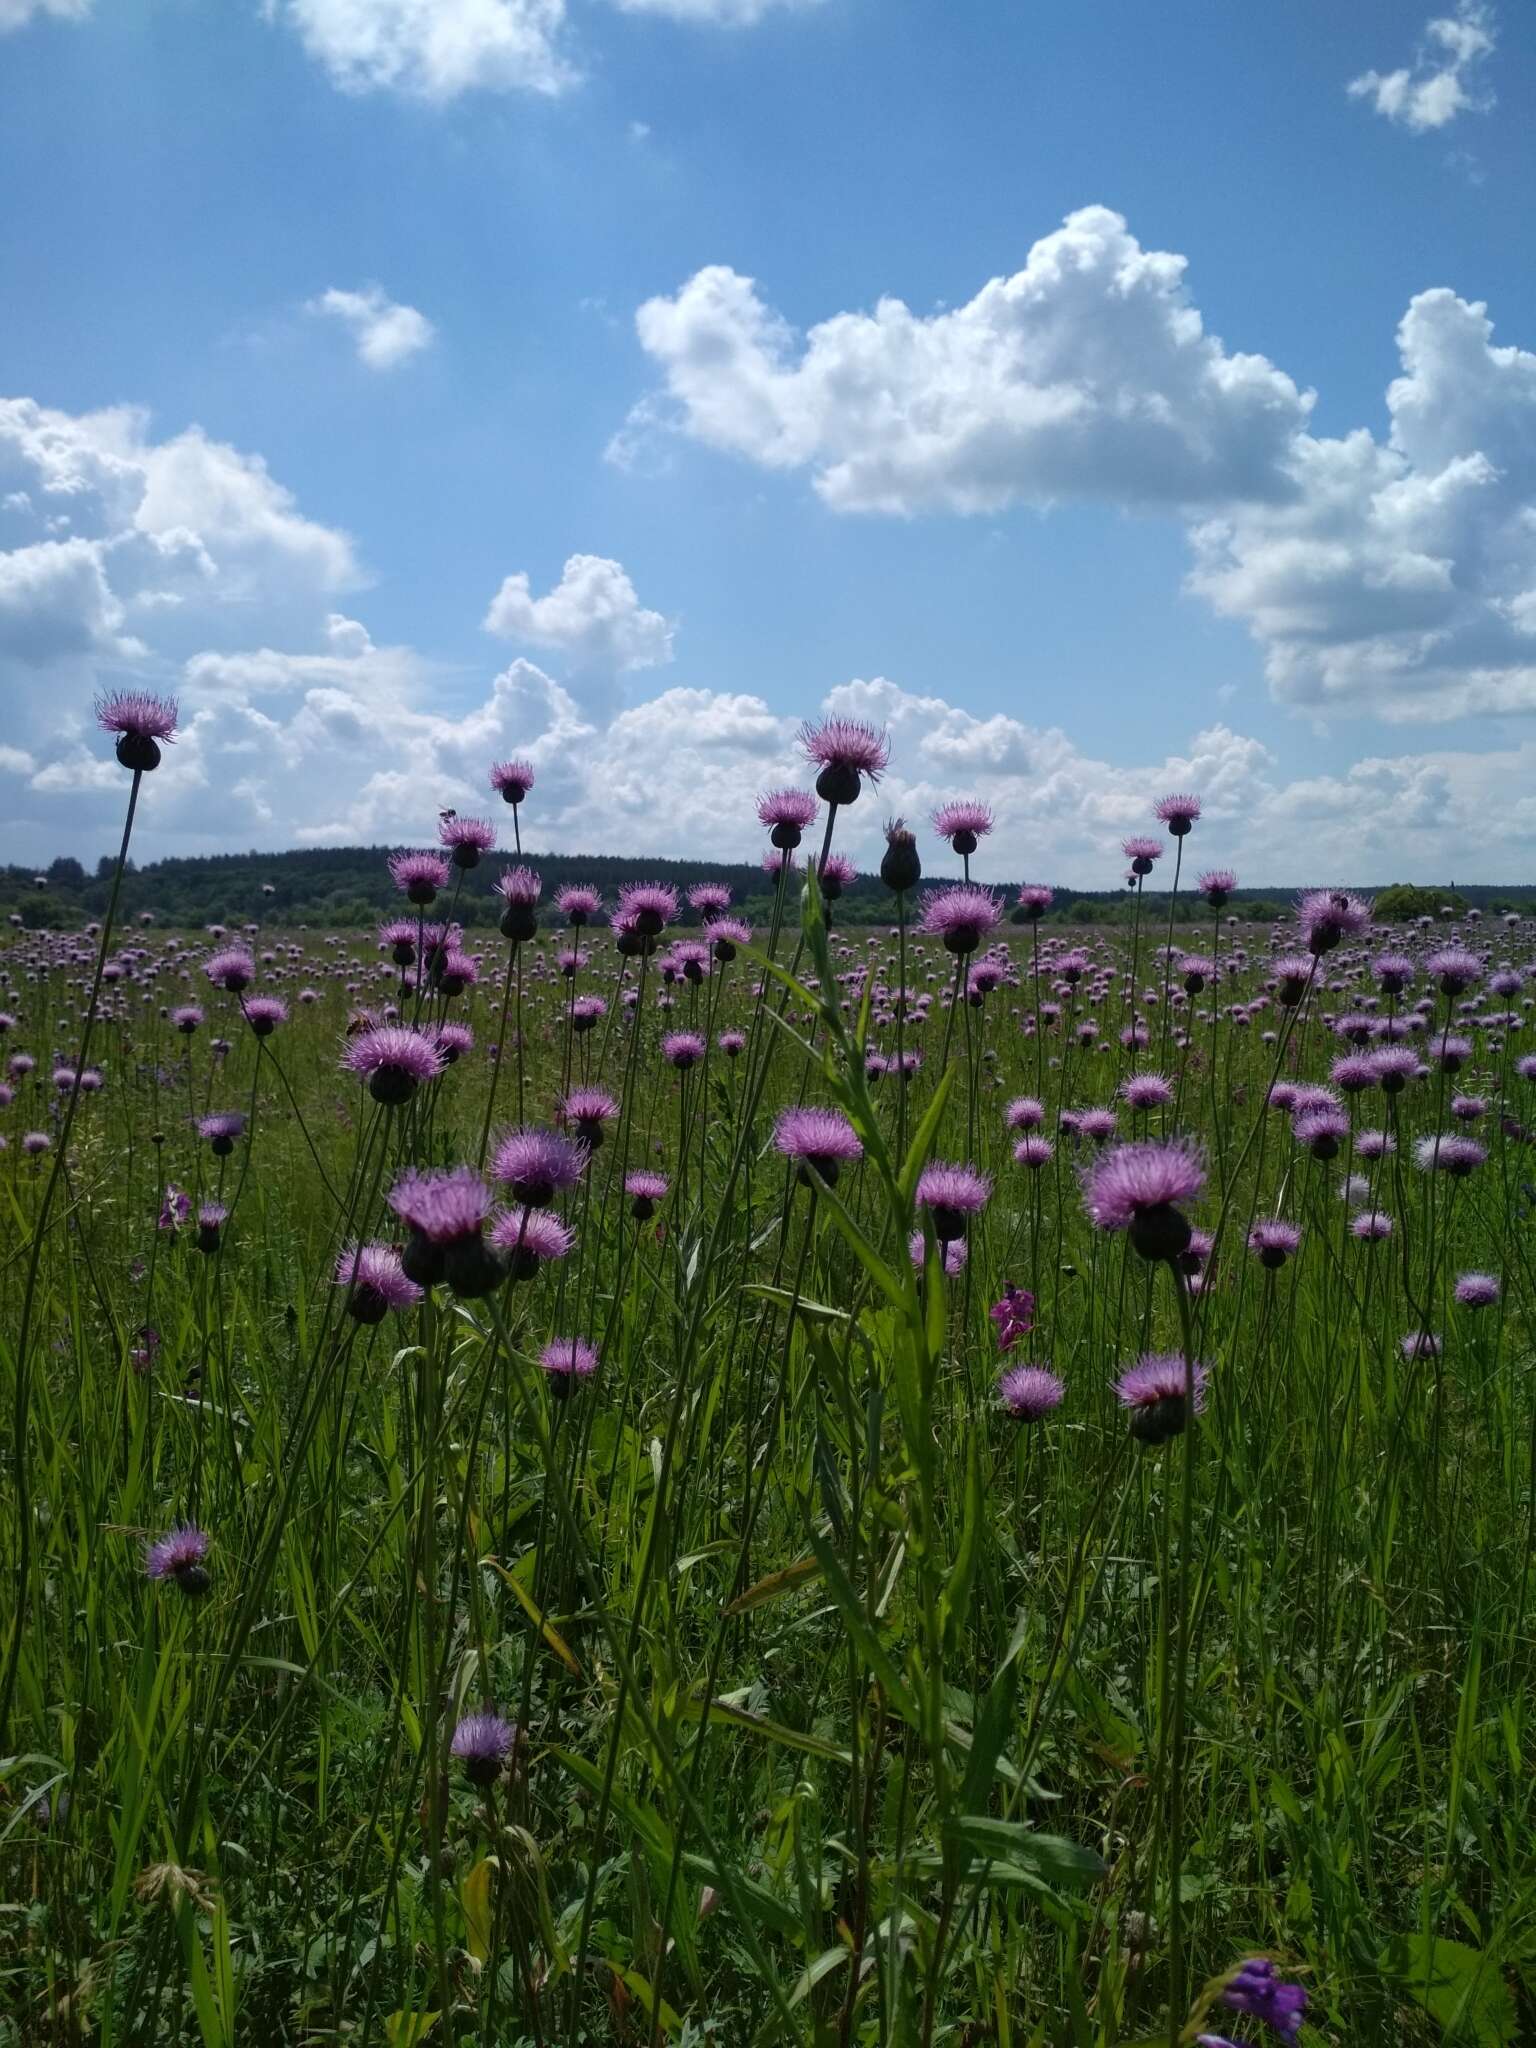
[96,690,178,770]
[1116,1353,1208,1441]
[205,948,255,993]
[662,1030,707,1069]
[1297,888,1371,955]
[489,758,535,802]
[145,1522,210,1594]
[438,814,496,866]
[1082,1140,1205,1256]
[387,1166,494,1244]
[341,1025,444,1102]
[495,865,542,907]
[797,716,889,803]
[1248,1218,1302,1267]
[491,1126,588,1205]
[389,850,450,904]
[334,1242,423,1319]
[1455,1271,1500,1307]
[997,1363,1064,1420]
[918,885,1002,955]
[1154,792,1200,835]
[931,799,993,847]
[451,1711,516,1785]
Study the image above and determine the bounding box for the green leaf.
[898,1063,956,1207]
[804,1521,920,1727]
[724,1553,824,1616]
[959,1661,1018,1814]
[385,2013,440,2047]
[461,1856,495,1964]
[944,1815,1106,1888]
[1379,1933,1517,2046]
[940,1432,984,1653]
[678,1695,851,1763]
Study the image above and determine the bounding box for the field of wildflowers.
[2,689,1532,2046]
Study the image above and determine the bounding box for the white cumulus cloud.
[484,553,675,675]
[1348,2,1496,133]
[0,0,89,31]
[266,0,576,101]
[308,285,436,370]
[607,0,821,22]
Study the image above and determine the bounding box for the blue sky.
[2,0,1534,884]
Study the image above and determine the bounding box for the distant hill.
[3,845,1534,934]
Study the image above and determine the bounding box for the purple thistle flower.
[919,885,1002,956]
[95,689,178,771]
[387,1167,494,1245]
[997,1363,1063,1420]
[205,948,255,993]
[1433,1034,1473,1073]
[1122,835,1163,874]
[1293,1104,1349,1158]
[243,995,288,1037]
[436,1021,473,1063]
[688,881,732,915]
[490,758,535,804]
[495,865,543,906]
[1370,1046,1419,1093]
[756,787,818,849]
[21,1132,49,1157]
[662,1030,707,1070]
[1373,951,1414,994]
[1297,888,1371,955]
[1078,1106,1119,1142]
[1330,1053,1378,1094]
[1116,1353,1207,1442]
[489,1206,576,1276]
[439,814,496,868]
[334,1242,423,1322]
[988,1283,1035,1353]
[1218,1957,1308,2042]
[491,1126,588,1206]
[1082,1139,1205,1260]
[618,881,679,937]
[571,994,606,1032]
[705,916,752,961]
[915,1161,992,1240]
[1179,955,1214,992]
[1006,1096,1045,1131]
[798,715,890,804]
[451,1711,516,1785]
[718,1028,746,1056]
[560,1088,618,1146]
[1455,1271,1500,1308]
[172,1004,203,1033]
[774,1105,864,1187]
[389,850,450,906]
[556,883,602,924]
[819,853,857,900]
[198,1111,246,1156]
[1014,883,1054,920]
[1426,946,1481,997]
[1248,1219,1302,1268]
[1013,1134,1055,1169]
[1351,1209,1393,1241]
[341,1025,445,1104]
[1198,868,1236,908]
[625,1169,669,1220]
[145,1522,210,1595]
[1154,792,1200,835]
[931,799,993,851]
[1401,1329,1441,1359]
[540,1337,599,1398]
[1121,1072,1174,1111]
[1414,1132,1486,1176]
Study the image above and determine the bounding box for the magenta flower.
[242,995,288,1037]
[1426,946,1481,996]
[774,1105,864,1186]
[931,799,993,850]
[198,1112,246,1155]
[387,1167,494,1246]
[1373,952,1414,995]
[688,881,732,915]
[625,1169,669,1219]
[662,1031,706,1070]
[1351,1209,1393,1241]
[618,882,679,937]
[490,758,535,804]
[919,885,1002,956]
[1154,792,1200,836]
[556,883,602,924]
[96,689,178,771]
[1455,1271,1500,1307]
[915,1161,992,1241]
[757,788,818,848]
[389,850,450,905]
[1116,1353,1207,1443]
[798,715,890,804]
[205,947,255,993]
[495,865,542,906]
[1121,1073,1173,1110]
[997,1363,1063,1420]
[1296,889,1370,955]
[334,1242,423,1322]
[1013,883,1053,921]
[489,1206,576,1276]
[1082,1139,1205,1259]
[1248,1219,1302,1268]
[1122,835,1163,874]
[1006,1096,1045,1131]
[341,1025,445,1104]
[819,853,857,900]
[909,1229,968,1277]
[1370,1047,1419,1093]
[1414,1133,1486,1176]
[988,1283,1035,1353]
[705,917,752,961]
[540,1337,599,1397]
[559,1087,618,1146]
[718,1028,746,1056]
[1217,1957,1307,2042]
[451,1711,516,1785]
[172,1004,203,1033]
[492,1127,588,1205]
[1197,868,1236,907]
[436,1022,473,1063]
[1013,1134,1055,1170]
[439,814,496,868]
[145,1522,210,1595]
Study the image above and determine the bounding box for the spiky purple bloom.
[205,948,255,993]
[1121,1073,1173,1110]
[705,916,752,961]
[997,1363,1063,1420]
[198,1112,246,1155]
[490,758,535,803]
[662,1031,706,1070]
[451,1711,516,1785]
[915,1162,992,1240]
[1248,1219,1302,1268]
[1433,1034,1472,1073]
[342,1025,445,1104]
[21,1132,49,1157]
[1013,1134,1055,1170]
[931,799,993,851]
[1122,835,1163,874]
[1351,1209,1393,1241]
[625,1169,669,1220]
[1154,792,1200,835]
[439,814,495,868]
[1455,1271,1500,1308]
[1082,1139,1205,1260]
[1370,1046,1419,1093]
[1297,888,1371,955]
[560,1088,618,1146]
[489,1206,576,1275]
[556,883,602,924]
[819,852,857,900]
[988,1283,1035,1353]
[688,881,732,915]
[1330,1053,1378,1094]
[540,1337,598,1397]
[919,885,1002,955]
[389,850,450,905]
[492,1126,588,1205]
[172,1004,203,1034]
[145,1522,210,1595]
[1179,954,1214,991]
[1014,883,1053,919]
[756,787,818,847]
[1372,951,1414,995]
[1006,1096,1045,1131]
[387,1167,494,1245]
[1198,868,1236,907]
[1414,1133,1486,1176]
[436,1022,473,1063]
[1271,956,1313,1005]
[1355,1128,1395,1160]
[495,865,542,907]
[242,996,287,1039]
[334,1242,423,1322]
[96,689,178,770]
[1116,1353,1208,1442]
[1078,1107,1119,1142]
[1294,1105,1349,1158]
[1427,946,1481,997]
[618,882,679,937]
[718,1028,746,1056]
[1218,1957,1308,2042]
[798,716,889,804]
[774,1105,864,1186]
[571,995,607,1032]
[1401,1330,1441,1360]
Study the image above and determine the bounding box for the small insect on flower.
[1153,792,1201,837]
[96,690,179,772]
[1248,1219,1302,1269]
[451,1711,517,1786]
[1297,889,1371,956]
[490,758,535,805]
[439,814,496,869]
[1082,1139,1206,1262]
[540,1337,599,1399]
[1116,1354,1208,1444]
[334,1243,423,1324]
[931,799,994,856]
[915,1162,992,1242]
[774,1106,864,1189]
[757,787,819,850]
[919,885,1003,956]
[997,1363,1064,1421]
[146,1523,211,1597]
[341,1025,445,1105]
[798,716,890,806]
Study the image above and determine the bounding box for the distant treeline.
[2,849,1531,934]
